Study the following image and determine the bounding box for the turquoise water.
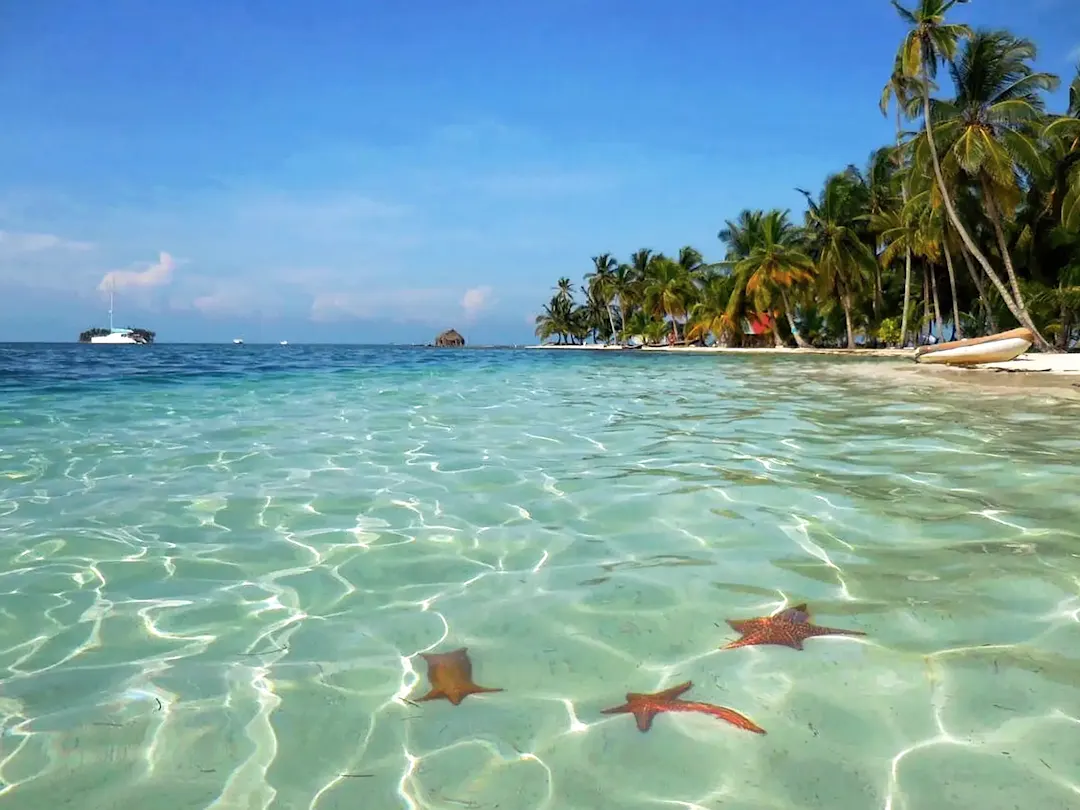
[1,344,1078,810]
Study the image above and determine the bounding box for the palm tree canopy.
[892,0,972,80]
[930,30,1059,202]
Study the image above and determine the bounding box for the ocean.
[1,343,1078,809]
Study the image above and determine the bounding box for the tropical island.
[534,2,1079,354]
[79,326,156,345]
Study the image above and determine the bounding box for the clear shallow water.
[1,344,1078,810]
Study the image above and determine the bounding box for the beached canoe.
[914,327,1034,366]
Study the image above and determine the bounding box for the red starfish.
[722,602,866,651]
[600,681,766,734]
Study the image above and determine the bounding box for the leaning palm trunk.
[606,304,617,345]
[780,289,810,348]
[1058,300,1071,351]
[930,264,944,340]
[896,107,913,347]
[979,177,1050,348]
[901,247,914,346]
[842,292,856,349]
[942,224,962,339]
[920,92,1051,349]
[922,265,931,344]
[958,244,996,333]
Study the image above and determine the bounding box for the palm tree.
[554,277,574,306]
[1043,63,1080,231]
[687,275,736,345]
[610,262,637,338]
[731,209,815,347]
[585,253,619,342]
[800,173,878,348]
[643,257,696,342]
[931,29,1058,347]
[676,245,706,282]
[891,2,1010,334]
[881,53,922,344]
[535,294,574,344]
[718,210,764,266]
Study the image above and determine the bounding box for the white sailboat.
[90,282,148,344]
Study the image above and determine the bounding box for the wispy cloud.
[310,284,497,326]
[99,251,177,292]
[461,286,494,321]
[0,230,94,254]
[1069,44,1080,62]
[230,192,411,229]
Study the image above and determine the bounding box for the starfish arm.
[415,688,445,702]
[805,624,867,638]
[600,703,632,716]
[676,702,767,734]
[720,636,757,650]
[633,708,658,732]
[654,681,694,701]
[468,685,505,695]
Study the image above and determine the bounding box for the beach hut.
[434,328,466,347]
[742,313,775,348]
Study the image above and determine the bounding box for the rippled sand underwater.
[1,345,1078,810]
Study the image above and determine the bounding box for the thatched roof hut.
[434,328,465,347]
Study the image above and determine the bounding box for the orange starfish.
[414,648,503,705]
[600,681,766,734]
[722,602,866,650]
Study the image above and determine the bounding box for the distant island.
[79,327,155,345]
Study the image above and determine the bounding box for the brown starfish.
[722,602,866,650]
[600,681,766,734]
[414,647,503,705]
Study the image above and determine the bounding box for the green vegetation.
[78,327,155,344]
[535,1,1080,350]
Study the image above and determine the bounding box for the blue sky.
[1,0,1076,344]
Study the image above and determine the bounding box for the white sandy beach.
[527,342,1080,380]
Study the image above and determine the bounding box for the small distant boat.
[233,338,244,345]
[279,340,288,345]
[914,327,1034,366]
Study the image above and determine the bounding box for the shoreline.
[525,343,1080,385]
[526,343,912,358]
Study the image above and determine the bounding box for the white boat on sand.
[914,327,1034,366]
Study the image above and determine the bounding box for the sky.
[1,0,1077,344]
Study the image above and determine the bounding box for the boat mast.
[109,278,114,331]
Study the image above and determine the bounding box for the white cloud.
[461,286,494,321]
[0,230,94,254]
[1069,44,1080,62]
[98,251,176,292]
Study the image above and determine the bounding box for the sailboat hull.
[90,333,140,344]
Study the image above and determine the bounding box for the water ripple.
[1,346,1078,809]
